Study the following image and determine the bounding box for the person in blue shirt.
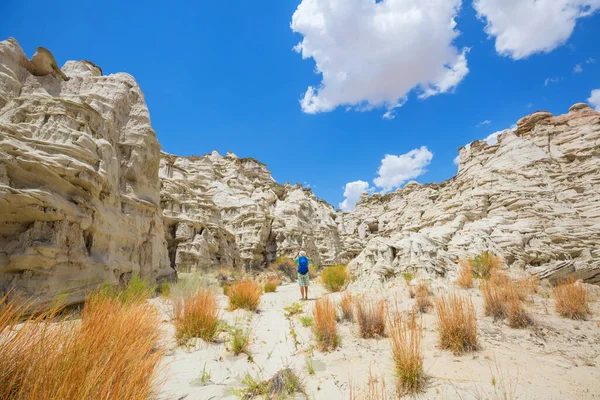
[294,250,311,301]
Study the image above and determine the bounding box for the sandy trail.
[158,281,600,400]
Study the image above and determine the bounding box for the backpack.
[298,256,309,275]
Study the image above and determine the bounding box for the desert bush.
[0,294,163,400]
[504,285,533,328]
[552,278,591,320]
[339,291,355,322]
[435,294,478,354]
[270,257,297,281]
[313,297,339,351]
[481,281,507,321]
[490,269,511,287]
[356,299,386,338]
[456,261,473,288]
[321,264,349,292]
[414,281,432,313]
[172,288,220,344]
[227,321,253,356]
[97,274,156,304]
[227,279,262,311]
[264,277,279,293]
[389,313,426,395]
[470,251,502,279]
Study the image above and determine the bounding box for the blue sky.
[2,0,599,211]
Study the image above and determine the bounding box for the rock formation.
[159,151,343,271]
[1,37,599,305]
[0,38,173,305]
[346,104,600,286]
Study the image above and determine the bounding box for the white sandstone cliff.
[346,104,600,286]
[159,151,344,271]
[0,38,173,304]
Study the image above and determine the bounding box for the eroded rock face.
[0,39,173,304]
[347,106,600,286]
[159,151,343,271]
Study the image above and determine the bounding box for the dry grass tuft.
[264,276,280,293]
[504,285,533,328]
[0,294,163,400]
[456,261,474,288]
[349,370,388,400]
[172,288,220,344]
[389,313,426,396]
[552,278,591,320]
[435,294,478,354]
[227,279,262,311]
[482,277,533,328]
[481,280,508,321]
[313,297,339,351]
[339,291,355,322]
[321,264,349,292]
[356,299,387,338]
[414,281,433,313]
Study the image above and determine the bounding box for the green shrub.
[299,315,314,327]
[321,265,348,292]
[264,281,278,293]
[470,251,502,279]
[95,275,155,304]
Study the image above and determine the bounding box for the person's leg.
[300,285,304,299]
[305,285,309,300]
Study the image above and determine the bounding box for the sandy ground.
[156,279,600,400]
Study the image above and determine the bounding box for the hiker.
[294,250,311,301]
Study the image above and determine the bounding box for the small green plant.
[284,302,304,317]
[228,320,252,357]
[470,251,502,279]
[403,272,414,283]
[158,281,171,297]
[306,359,315,375]
[95,275,155,304]
[233,368,304,399]
[200,362,212,386]
[299,315,314,327]
[321,264,349,292]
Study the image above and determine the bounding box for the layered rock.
[347,105,600,286]
[0,38,172,304]
[159,151,343,271]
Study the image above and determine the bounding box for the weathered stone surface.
[159,151,343,270]
[0,38,172,304]
[347,105,600,286]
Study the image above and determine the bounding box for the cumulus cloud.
[339,180,371,212]
[453,154,461,166]
[589,89,600,110]
[573,64,583,73]
[291,0,468,115]
[373,146,433,193]
[587,57,597,64]
[473,0,600,60]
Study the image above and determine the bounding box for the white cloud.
[589,89,600,110]
[291,0,468,115]
[527,103,534,108]
[339,180,371,212]
[373,146,433,193]
[587,57,597,63]
[476,119,491,127]
[544,77,562,86]
[453,154,461,166]
[473,0,600,60]
[573,64,583,73]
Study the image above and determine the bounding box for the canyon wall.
[346,104,600,286]
[0,38,173,304]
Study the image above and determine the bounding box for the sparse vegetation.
[456,261,473,288]
[504,284,533,328]
[158,281,172,297]
[172,288,220,344]
[227,279,262,311]
[270,257,297,281]
[356,299,386,338]
[309,264,319,279]
[481,280,508,321]
[97,274,156,304]
[339,291,355,322]
[299,315,314,327]
[227,322,253,357]
[0,294,163,400]
[481,276,533,328]
[321,264,349,292]
[403,272,414,283]
[264,276,280,293]
[552,278,591,320]
[349,370,388,400]
[414,281,432,313]
[389,313,426,396]
[469,251,502,279]
[284,302,304,317]
[435,294,478,354]
[306,358,315,375]
[234,368,304,399]
[313,297,339,351]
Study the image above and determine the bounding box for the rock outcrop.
[159,150,344,271]
[347,105,600,286]
[0,38,173,304]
